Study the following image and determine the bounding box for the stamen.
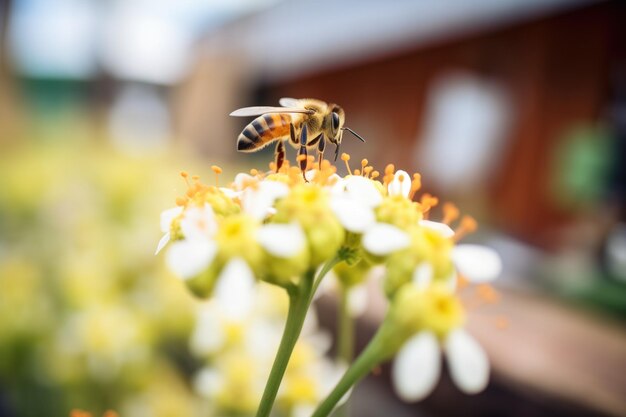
[360,159,368,176]
[353,169,361,176]
[442,202,460,225]
[409,173,421,199]
[211,165,222,186]
[363,166,373,177]
[383,164,395,187]
[175,197,188,206]
[454,215,477,241]
[371,170,380,179]
[420,193,439,218]
[103,411,119,417]
[180,171,191,188]
[250,168,259,176]
[268,162,277,172]
[341,153,352,175]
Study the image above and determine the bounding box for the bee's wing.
[279,97,300,108]
[230,106,312,117]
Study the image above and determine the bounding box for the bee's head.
[328,104,345,143]
[327,103,365,161]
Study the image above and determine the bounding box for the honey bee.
[230,98,365,177]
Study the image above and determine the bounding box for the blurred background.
[1,0,625,416]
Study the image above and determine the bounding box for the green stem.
[312,328,387,417]
[334,286,354,417]
[311,255,342,300]
[255,271,313,417]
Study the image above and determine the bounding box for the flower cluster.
[158,154,502,415]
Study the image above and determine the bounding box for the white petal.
[155,232,170,255]
[445,329,489,394]
[214,258,256,320]
[256,223,306,258]
[242,180,289,220]
[233,173,255,190]
[412,262,433,289]
[339,176,383,208]
[388,170,411,197]
[420,220,455,238]
[165,239,216,279]
[452,244,502,283]
[194,367,224,398]
[292,405,316,417]
[392,332,441,402]
[330,197,375,233]
[347,284,368,317]
[180,204,217,240]
[190,305,225,355]
[363,223,411,256]
[160,206,183,232]
[219,187,240,199]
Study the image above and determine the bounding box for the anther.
[211,165,222,186]
[371,170,380,179]
[409,173,421,199]
[454,215,477,241]
[341,153,352,175]
[442,202,460,225]
[175,197,188,206]
[353,169,361,176]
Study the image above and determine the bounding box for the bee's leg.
[317,134,326,169]
[274,140,285,172]
[299,124,308,181]
[289,123,298,145]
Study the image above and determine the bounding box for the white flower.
[213,258,256,320]
[332,175,383,208]
[388,170,411,197]
[330,176,382,233]
[256,223,306,258]
[392,328,489,401]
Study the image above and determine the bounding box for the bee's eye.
[331,112,340,131]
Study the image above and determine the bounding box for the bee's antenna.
[342,127,366,143]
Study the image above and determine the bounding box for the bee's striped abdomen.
[237,113,293,152]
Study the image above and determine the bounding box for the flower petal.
[194,367,224,398]
[256,223,306,258]
[214,258,256,320]
[330,197,375,233]
[155,231,170,255]
[388,170,411,197]
[242,180,289,220]
[165,239,216,279]
[412,262,433,289]
[452,244,502,283]
[160,206,183,232]
[347,283,368,317]
[420,220,455,238]
[445,328,489,394]
[180,204,217,240]
[190,305,225,355]
[337,176,383,208]
[392,331,441,402]
[363,223,411,256]
[219,187,240,199]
